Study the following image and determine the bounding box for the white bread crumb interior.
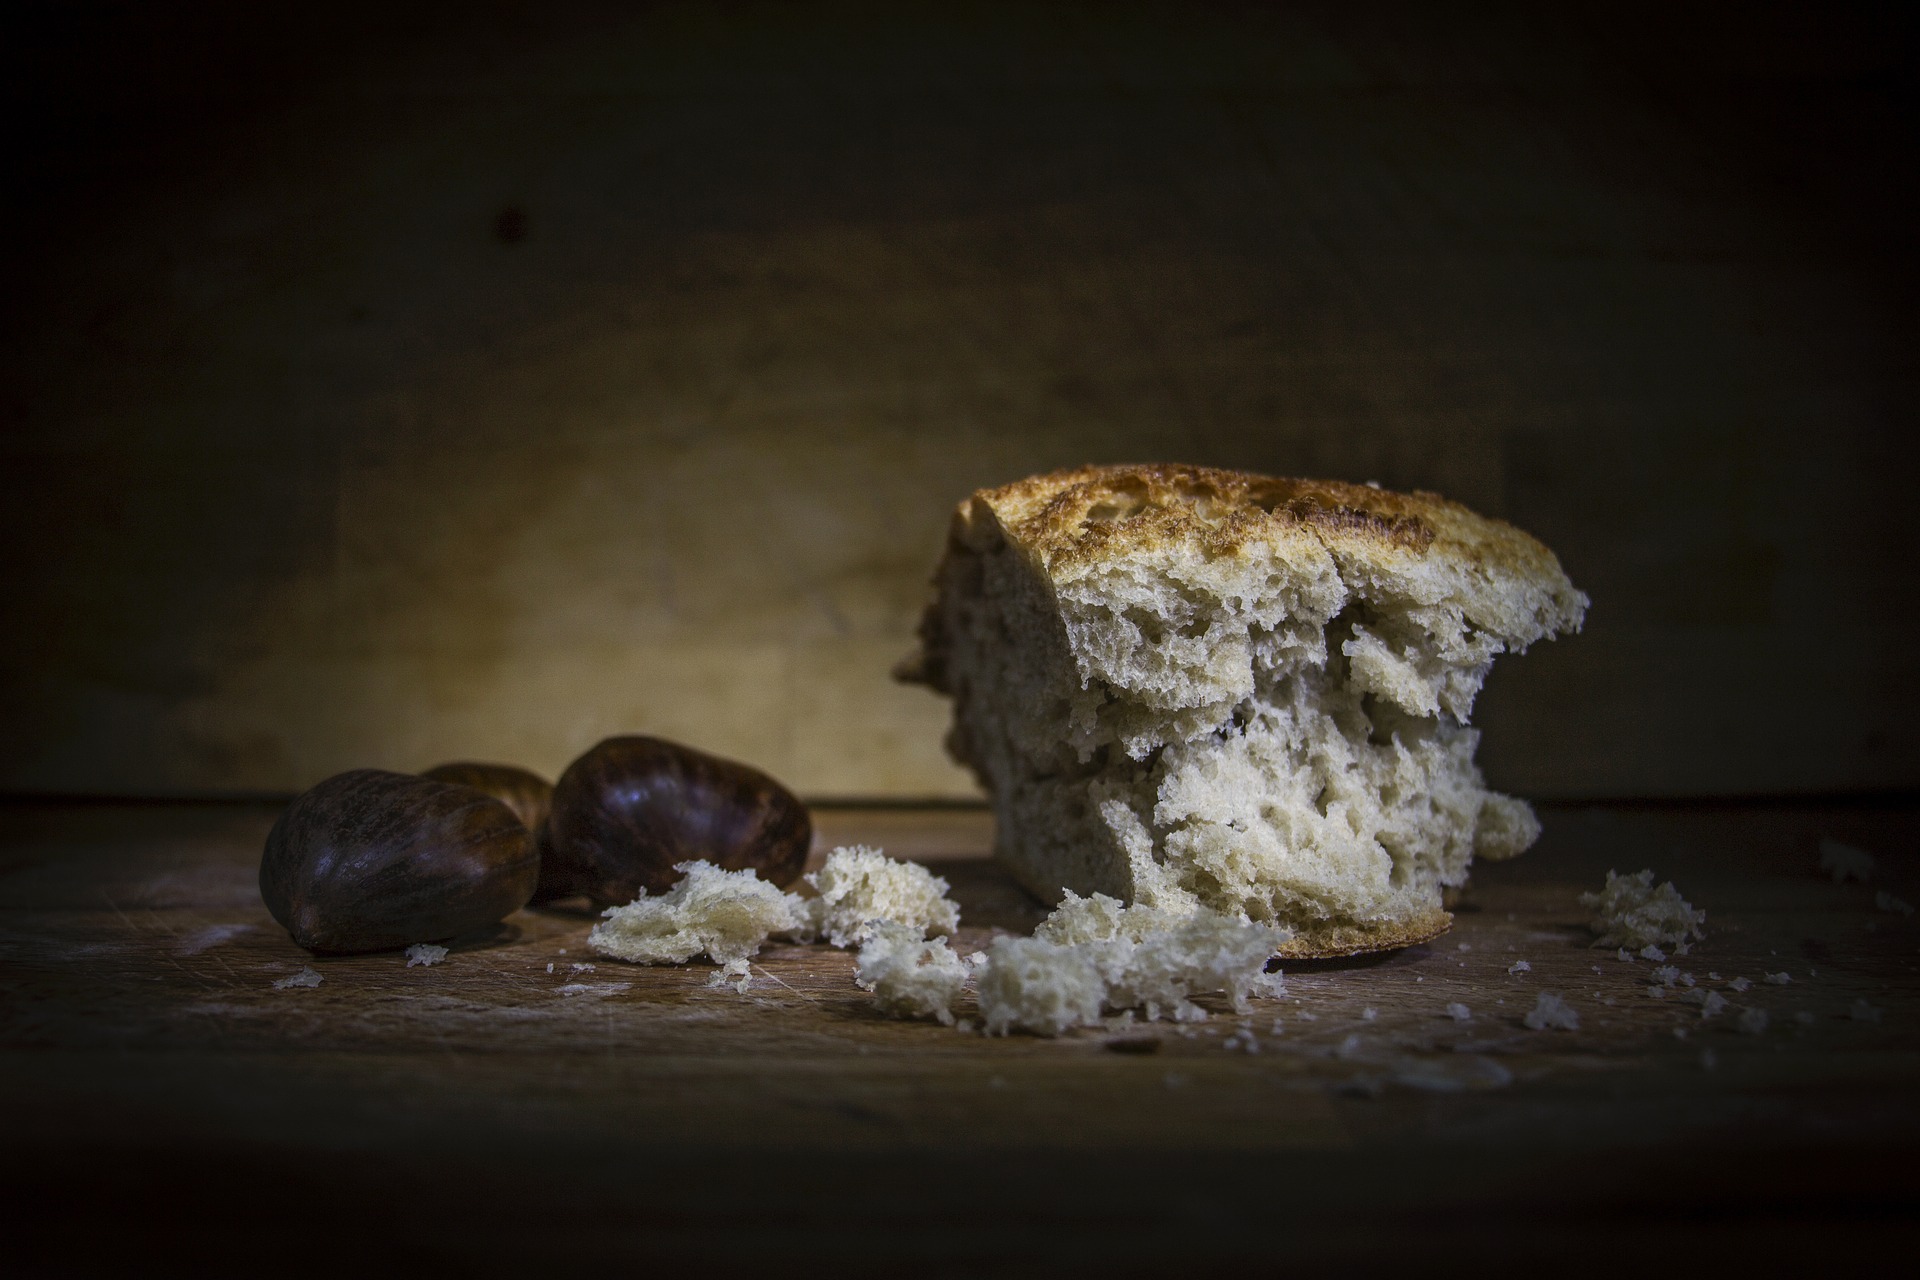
[902,464,1587,957]
[1580,869,1707,951]
[855,921,970,1024]
[804,844,960,947]
[976,891,1286,1036]
[588,860,804,991]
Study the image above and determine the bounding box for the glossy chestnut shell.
[260,768,539,953]
[421,761,553,840]
[539,735,811,905]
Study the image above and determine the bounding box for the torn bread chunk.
[900,464,1586,957]
[855,920,969,1024]
[977,891,1286,1036]
[804,845,960,947]
[588,860,804,991]
[1580,869,1707,951]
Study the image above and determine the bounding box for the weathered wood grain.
[2,800,1916,1271]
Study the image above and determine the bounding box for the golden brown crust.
[1272,908,1453,959]
[972,462,1566,590]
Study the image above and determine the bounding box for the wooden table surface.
[4,797,1916,1275]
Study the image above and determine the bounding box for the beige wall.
[5,4,1914,799]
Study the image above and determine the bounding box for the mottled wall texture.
[4,2,1915,799]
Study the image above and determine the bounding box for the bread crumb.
[1335,1033,1364,1059]
[1523,992,1580,1031]
[1850,999,1882,1023]
[1297,1010,1317,1021]
[1617,948,1634,962]
[1764,972,1792,985]
[1727,976,1751,993]
[954,1018,974,1034]
[803,845,960,947]
[1640,945,1667,962]
[556,982,631,998]
[855,920,969,1024]
[404,943,448,968]
[1818,838,1875,883]
[1270,1018,1285,1034]
[1684,989,1728,1018]
[1507,960,1530,975]
[1444,1002,1473,1022]
[1456,943,1471,952]
[545,962,554,973]
[1224,1028,1260,1053]
[1582,870,1706,950]
[976,894,1285,1036]
[1795,1010,1815,1025]
[1361,1006,1379,1022]
[273,967,323,989]
[1875,891,1915,917]
[588,861,803,982]
[1737,1007,1769,1035]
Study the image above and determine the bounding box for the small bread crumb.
[1223,1028,1260,1053]
[588,861,803,980]
[1361,1006,1378,1022]
[1727,976,1751,993]
[976,894,1286,1036]
[404,943,448,968]
[1640,945,1667,962]
[1444,1002,1473,1022]
[556,982,632,998]
[803,845,961,947]
[1818,838,1875,884]
[1507,960,1530,975]
[855,920,968,1024]
[1764,972,1792,985]
[273,967,323,989]
[1737,1007,1769,1035]
[1684,989,1729,1018]
[1523,992,1580,1031]
[1582,870,1706,950]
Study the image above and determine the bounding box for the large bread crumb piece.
[900,465,1585,957]
[1580,869,1706,951]
[977,892,1286,1036]
[588,860,804,992]
[855,921,970,1024]
[804,845,960,947]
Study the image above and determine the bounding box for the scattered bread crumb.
[1737,1007,1769,1035]
[1361,1007,1378,1022]
[588,861,804,991]
[569,962,595,973]
[1270,1018,1285,1034]
[273,967,323,990]
[855,920,969,1024]
[1616,948,1633,962]
[1444,1002,1473,1022]
[556,982,632,998]
[1582,870,1706,951]
[1523,992,1580,1031]
[1764,972,1792,985]
[803,845,960,947]
[1508,959,1530,975]
[404,943,448,968]
[1224,1028,1260,1053]
[1686,990,1728,1018]
[1818,838,1875,884]
[976,893,1285,1035]
[1727,976,1751,993]
[1640,945,1667,962]
[545,962,554,973]
[1875,891,1914,918]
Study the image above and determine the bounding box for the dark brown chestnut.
[421,761,553,841]
[539,735,811,905]
[261,768,539,953]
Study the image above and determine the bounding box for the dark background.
[4,0,1916,803]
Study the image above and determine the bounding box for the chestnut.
[539,735,811,905]
[421,761,553,840]
[260,768,539,953]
